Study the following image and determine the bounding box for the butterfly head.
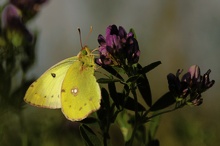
[77,46,95,68]
[81,46,91,55]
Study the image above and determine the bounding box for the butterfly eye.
[81,50,88,55]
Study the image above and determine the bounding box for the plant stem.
[103,122,110,146]
[147,108,177,120]
[103,132,108,146]
[100,113,110,146]
[126,85,139,146]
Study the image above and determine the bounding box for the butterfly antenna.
[78,28,83,49]
[84,26,93,46]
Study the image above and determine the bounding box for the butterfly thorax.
[78,46,95,69]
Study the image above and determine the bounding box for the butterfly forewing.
[24,56,77,109]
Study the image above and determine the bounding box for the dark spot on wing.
[51,73,56,78]
[79,107,82,111]
[61,89,65,92]
[84,103,87,106]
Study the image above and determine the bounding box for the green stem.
[103,131,108,146]
[101,114,110,146]
[104,120,111,146]
[127,122,138,146]
[147,107,177,120]
[126,85,139,146]
[148,100,187,120]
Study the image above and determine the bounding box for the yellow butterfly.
[24,46,101,121]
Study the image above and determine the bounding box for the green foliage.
[80,124,102,146]
[150,92,176,111]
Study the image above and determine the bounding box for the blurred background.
[1,0,219,146]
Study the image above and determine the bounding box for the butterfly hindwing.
[24,56,77,109]
[61,52,101,121]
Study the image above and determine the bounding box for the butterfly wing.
[24,56,77,109]
[61,60,101,121]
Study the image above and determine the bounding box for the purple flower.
[10,0,49,21]
[1,4,21,29]
[1,4,33,42]
[96,34,113,65]
[167,69,189,99]
[10,0,48,12]
[167,65,215,106]
[96,25,140,66]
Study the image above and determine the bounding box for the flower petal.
[98,34,106,46]
[188,65,200,80]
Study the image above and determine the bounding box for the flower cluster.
[10,0,48,10]
[96,25,140,66]
[167,65,215,106]
[9,0,48,21]
[1,4,33,42]
[1,0,48,44]
[0,0,48,71]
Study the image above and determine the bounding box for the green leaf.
[137,74,152,107]
[126,75,139,83]
[108,83,145,111]
[142,61,161,74]
[135,125,147,144]
[148,113,160,139]
[97,88,111,122]
[101,65,124,80]
[123,84,130,97]
[136,64,152,107]
[108,82,120,109]
[97,78,121,84]
[7,30,23,47]
[150,92,176,111]
[101,88,110,109]
[117,112,133,142]
[117,93,146,111]
[79,124,102,146]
